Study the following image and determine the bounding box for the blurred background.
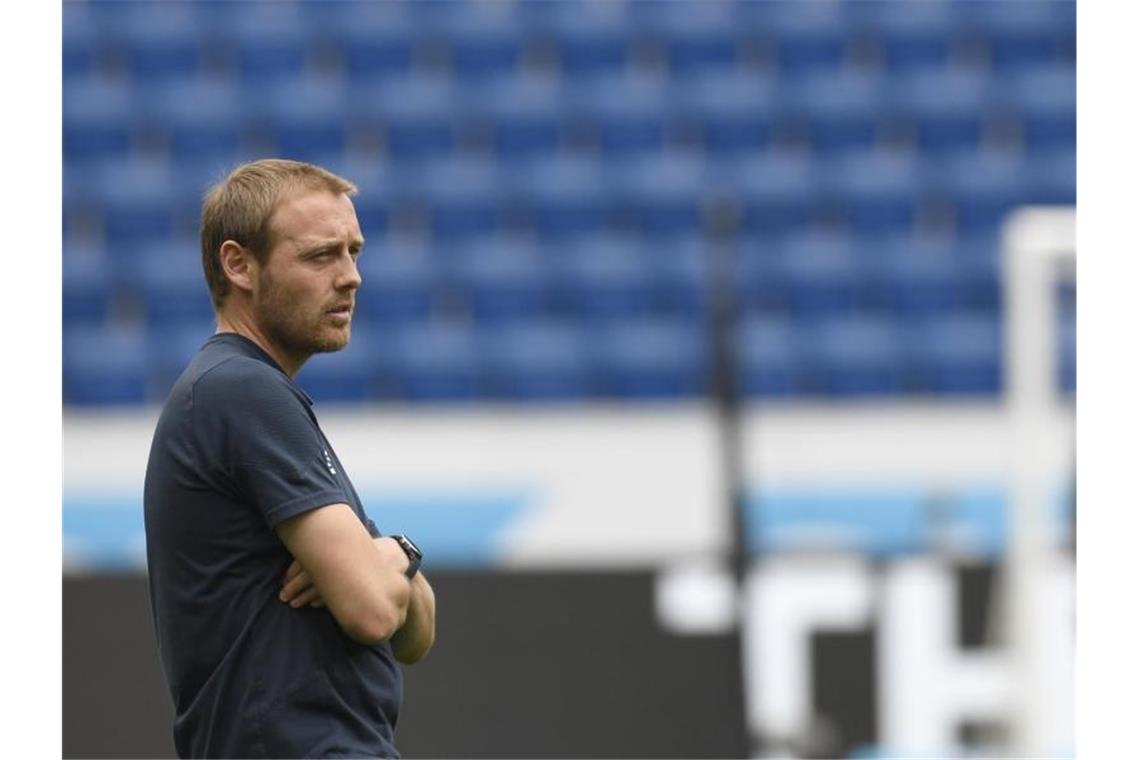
[62,0,1076,757]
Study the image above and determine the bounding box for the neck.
[215,309,307,378]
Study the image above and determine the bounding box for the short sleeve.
[192,358,349,529]
[365,518,382,538]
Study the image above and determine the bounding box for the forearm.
[389,572,436,664]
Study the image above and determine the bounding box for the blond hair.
[200,158,358,310]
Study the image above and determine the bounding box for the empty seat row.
[63,308,1075,406]
[64,0,1074,82]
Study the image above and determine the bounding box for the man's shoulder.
[188,351,297,411]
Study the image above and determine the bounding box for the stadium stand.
[62,0,1075,405]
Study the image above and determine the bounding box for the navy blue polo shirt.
[144,333,402,759]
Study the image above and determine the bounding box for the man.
[144,159,435,759]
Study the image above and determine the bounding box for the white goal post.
[1001,206,1076,757]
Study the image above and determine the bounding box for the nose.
[337,251,362,291]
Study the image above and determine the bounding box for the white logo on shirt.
[323,449,337,476]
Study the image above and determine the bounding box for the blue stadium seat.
[131,236,215,327]
[886,66,993,154]
[208,1,313,85]
[737,235,792,314]
[745,1,848,75]
[907,312,1003,395]
[509,155,609,239]
[631,0,739,76]
[535,1,631,78]
[780,231,866,317]
[294,326,384,403]
[801,315,907,396]
[996,65,1076,152]
[953,0,1075,71]
[932,149,1028,237]
[411,157,503,241]
[472,74,567,160]
[63,77,138,161]
[91,157,189,244]
[866,234,968,318]
[550,234,653,321]
[381,320,482,401]
[147,76,249,162]
[738,315,800,398]
[611,153,712,237]
[109,1,205,82]
[436,3,527,82]
[593,317,709,399]
[787,69,887,155]
[63,1,102,78]
[147,319,217,398]
[354,237,437,326]
[63,239,114,325]
[447,235,551,323]
[673,69,780,156]
[1023,148,1076,206]
[350,74,460,162]
[730,150,820,236]
[571,72,671,157]
[64,323,151,406]
[259,74,350,158]
[846,0,956,72]
[305,1,417,83]
[820,149,923,234]
[482,320,594,400]
[645,237,711,318]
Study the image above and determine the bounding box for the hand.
[373,535,414,576]
[279,559,326,609]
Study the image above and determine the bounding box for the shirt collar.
[208,332,315,407]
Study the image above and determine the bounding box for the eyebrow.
[299,237,366,255]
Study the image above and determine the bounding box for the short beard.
[255,271,349,366]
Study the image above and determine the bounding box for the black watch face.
[400,535,423,559]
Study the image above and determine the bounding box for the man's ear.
[218,240,257,295]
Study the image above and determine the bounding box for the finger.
[309,598,326,608]
[289,587,321,608]
[282,560,304,583]
[279,571,313,602]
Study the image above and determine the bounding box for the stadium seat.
[63,239,114,325]
[353,236,436,326]
[786,69,887,155]
[411,157,504,241]
[611,153,713,237]
[820,149,923,235]
[305,0,417,83]
[996,65,1076,152]
[780,231,867,317]
[208,1,313,85]
[447,235,551,323]
[593,317,709,398]
[730,150,821,236]
[380,320,483,401]
[907,312,1003,395]
[549,234,653,321]
[534,0,631,78]
[631,0,739,76]
[63,77,139,161]
[745,0,848,75]
[435,2,527,82]
[801,315,908,396]
[481,320,594,400]
[471,74,567,160]
[146,76,249,162]
[673,69,780,156]
[932,149,1028,237]
[64,324,151,406]
[952,0,1075,72]
[846,0,956,72]
[147,319,217,398]
[91,157,189,245]
[571,72,671,157]
[865,234,967,318]
[886,66,993,155]
[258,74,350,158]
[349,74,461,163]
[1023,148,1076,206]
[508,155,610,239]
[644,236,711,318]
[131,236,215,327]
[738,314,800,398]
[109,1,205,83]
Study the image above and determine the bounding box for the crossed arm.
[275,504,436,663]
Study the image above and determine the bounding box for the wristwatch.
[390,534,423,579]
